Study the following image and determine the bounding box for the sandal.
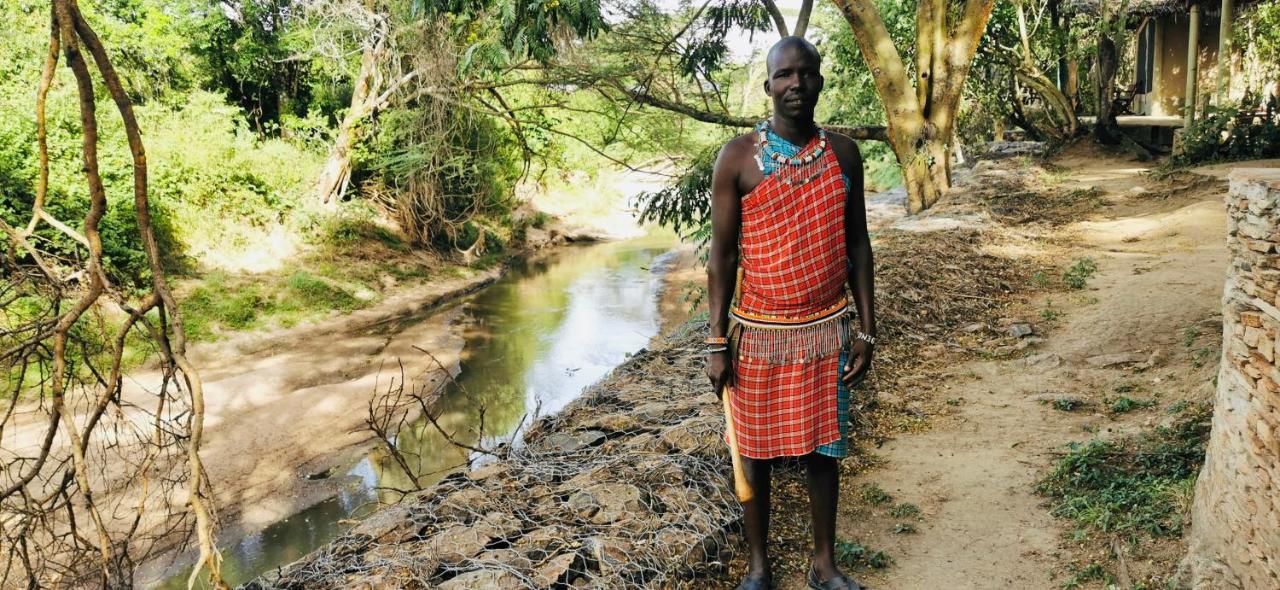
[807,565,866,590]
[734,574,770,590]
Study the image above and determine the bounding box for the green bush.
[1037,403,1211,540]
[1174,93,1280,167]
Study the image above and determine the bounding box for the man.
[705,36,875,590]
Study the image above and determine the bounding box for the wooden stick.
[721,385,753,503]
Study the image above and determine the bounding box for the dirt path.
[801,155,1247,589]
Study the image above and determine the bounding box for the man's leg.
[806,452,843,582]
[739,455,773,587]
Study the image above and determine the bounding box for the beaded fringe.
[735,312,851,365]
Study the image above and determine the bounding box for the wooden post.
[1184,3,1202,128]
[1217,0,1234,105]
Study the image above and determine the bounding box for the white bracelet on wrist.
[855,331,876,345]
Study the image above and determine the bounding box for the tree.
[0,0,224,586]
[828,0,996,213]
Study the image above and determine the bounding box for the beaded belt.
[729,298,850,330]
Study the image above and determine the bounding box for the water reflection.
[152,235,676,588]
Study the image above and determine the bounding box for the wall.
[1182,169,1280,589]
[1147,12,1220,117]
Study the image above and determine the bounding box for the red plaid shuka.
[726,125,851,460]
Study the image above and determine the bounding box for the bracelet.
[704,336,729,345]
[855,331,876,345]
[704,346,728,354]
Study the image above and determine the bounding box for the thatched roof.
[1063,0,1244,17]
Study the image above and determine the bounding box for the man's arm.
[832,134,875,385]
[706,138,744,393]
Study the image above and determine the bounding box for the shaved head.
[766,36,821,75]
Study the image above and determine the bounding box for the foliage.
[834,539,894,570]
[1062,257,1097,290]
[1238,0,1280,67]
[1036,402,1212,541]
[859,482,893,506]
[1109,396,1155,414]
[1172,94,1280,167]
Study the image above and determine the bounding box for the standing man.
[705,36,875,590]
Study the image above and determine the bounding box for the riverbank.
[249,151,1093,588]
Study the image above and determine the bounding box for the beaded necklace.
[753,118,831,186]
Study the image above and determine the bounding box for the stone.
[659,414,722,454]
[571,482,647,524]
[1020,352,1063,372]
[425,524,490,565]
[961,322,986,333]
[566,490,601,519]
[474,548,532,571]
[584,536,634,575]
[541,430,607,452]
[466,462,510,482]
[437,569,522,589]
[533,551,584,587]
[515,525,572,561]
[1007,322,1035,338]
[1085,352,1148,368]
[437,488,488,523]
[473,511,522,541]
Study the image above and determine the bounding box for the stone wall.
[1183,169,1280,589]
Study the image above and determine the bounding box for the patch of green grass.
[180,272,274,341]
[859,483,893,506]
[1192,346,1216,367]
[1109,396,1156,414]
[1062,257,1098,290]
[888,502,921,519]
[1057,562,1113,589]
[1052,398,1082,412]
[1167,400,1190,414]
[285,271,361,312]
[1036,403,1211,541]
[891,522,918,534]
[1182,325,1200,347]
[1041,298,1060,321]
[835,539,893,570]
[1030,270,1052,288]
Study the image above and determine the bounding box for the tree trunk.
[1014,0,1078,138]
[317,39,383,206]
[830,0,995,214]
[1094,32,1121,143]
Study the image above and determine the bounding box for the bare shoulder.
[824,129,864,167]
[715,131,759,170]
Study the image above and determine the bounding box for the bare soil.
[772,147,1260,590]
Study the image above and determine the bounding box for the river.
[150,234,682,588]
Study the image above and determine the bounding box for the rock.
[1027,392,1084,404]
[474,548,532,571]
[1143,349,1168,368]
[574,482,647,524]
[437,569,522,589]
[1008,322,1035,338]
[350,504,416,544]
[1085,351,1148,368]
[540,430,607,452]
[426,524,490,565]
[473,511,522,541]
[1020,352,1063,372]
[566,490,601,519]
[585,536,634,575]
[515,525,572,561]
[961,322,986,333]
[533,551,584,587]
[466,462,510,482]
[983,141,1047,160]
[659,414,722,454]
[437,488,488,523]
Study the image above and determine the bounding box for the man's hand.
[842,339,873,387]
[706,351,734,398]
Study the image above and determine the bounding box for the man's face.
[764,44,824,120]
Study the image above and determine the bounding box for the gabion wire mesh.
[246,332,744,589]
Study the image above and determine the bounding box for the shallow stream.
[152,235,680,588]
